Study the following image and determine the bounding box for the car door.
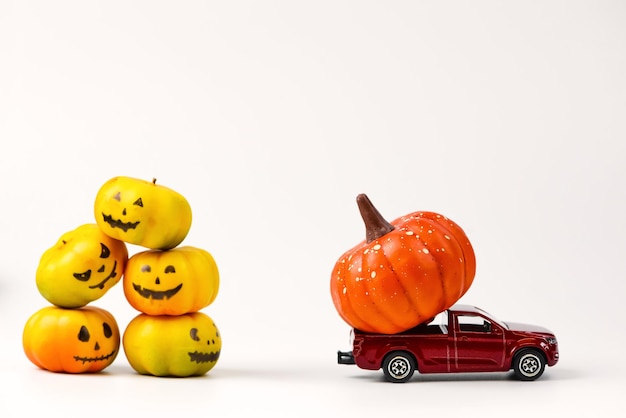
[452,313,506,372]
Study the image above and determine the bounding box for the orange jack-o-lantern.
[94,176,192,250]
[36,224,128,308]
[23,306,120,373]
[330,194,476,334]
[123,246,219,315]
[123,312,221,377]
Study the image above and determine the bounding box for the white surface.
[1,1,625,416]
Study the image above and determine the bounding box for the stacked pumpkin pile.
[96,177,222,377]
[330,194,477,334]
[22,176,221,377]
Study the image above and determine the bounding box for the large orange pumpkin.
[330,194,476,334]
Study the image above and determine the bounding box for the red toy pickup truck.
[338,305,559,382]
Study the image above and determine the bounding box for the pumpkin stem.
[357,194,395,243]
[152,178,157,185]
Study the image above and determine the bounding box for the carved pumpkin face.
[36,224,128,308]
[23,306,120,373]
[123,312,221,377]
[123,246,219,316]
[94,176,192,250]
[330,194,476,334]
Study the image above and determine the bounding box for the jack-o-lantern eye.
[100,243,111,259]
[165,265,176,274]
[133,198,143,207]
[190,328,200,341]
[103,322,113,338]
[78,325,90,342]
[113,192,121,202]
[73,270,92,282]
[141,265,151,273]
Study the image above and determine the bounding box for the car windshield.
[474,307,508,329]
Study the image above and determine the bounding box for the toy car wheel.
[513,349,545,381]
[382,351,415,383]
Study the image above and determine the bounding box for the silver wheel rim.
[388,356,411,380]
[519,353,541,377]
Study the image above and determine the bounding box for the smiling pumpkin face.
[123,246,219,315]
[123,312,221,377]
[94,176,192,250]
[23,306,120,373]
[36,224,128,308]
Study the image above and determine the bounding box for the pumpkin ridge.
[339,248,402,333]
[345,251,396,333]
[380,245,423,327]
[387,265,427,327]
[392,227,447,323]
[419,214,475,303]
[360,244,409,332]
[421,218,451,311]
[330,256,372,332]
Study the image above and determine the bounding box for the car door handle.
[460,336,468,342]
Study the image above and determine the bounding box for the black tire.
[382,351,416,383]
[513,349,546,381]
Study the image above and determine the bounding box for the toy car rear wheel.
[382,351,415,383]
[513,349,545,381]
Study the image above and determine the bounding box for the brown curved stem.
[356,194,395,243]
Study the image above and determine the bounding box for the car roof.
[448,304,483,314]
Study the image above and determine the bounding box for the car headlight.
[546,336,557,345]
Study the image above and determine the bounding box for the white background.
[1,1,625,416]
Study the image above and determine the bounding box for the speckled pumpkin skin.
[331,196,476,334]
[123,312,221,377]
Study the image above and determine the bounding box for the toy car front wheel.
[513,349,546,381]
[382,351,416,383]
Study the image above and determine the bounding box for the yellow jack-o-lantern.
[94,176,192,250]
[123,246,219,315]
[36,224,128,308]
[23,306,120,373]
[123,312,221,377]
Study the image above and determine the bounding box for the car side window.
[457,315,492,333]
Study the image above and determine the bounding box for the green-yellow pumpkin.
[123,246,219,316]
[123,312,221,377]
[94,176,192,250]
[36,224,128,308]
[23,305,120,373]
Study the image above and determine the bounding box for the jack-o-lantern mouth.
[132,283,183,300]
[188,350,220,364]
[89,261,118,290]
[73,349,116,364]
[101,213,140,232]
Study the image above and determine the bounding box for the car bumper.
[337,350,355,365]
